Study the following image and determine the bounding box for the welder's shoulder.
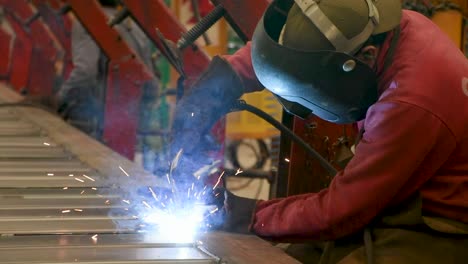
[380,49,468,142]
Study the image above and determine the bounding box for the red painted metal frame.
[31,0,73,79]
[1,0,62,97]
[122,0,211,82]
[64,0,157,160]
[0,14,14,78]
[0,1,32,91]
[211,0,271,41]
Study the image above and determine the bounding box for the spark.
[212,171,225,190]
[91,234,98,242]
[284,158,290,162]
[47,173,54,176]
[142,204,206,243]
[75,178,84,183]
[122,200,130,204]
[105,200,110,205]
[142,201,151,209]
[187,188,191,198]
[62,210,70,213]
[148,187,158,201]
[215,192,220,197]
[82,174,95,182]
[74,209,83,212]
[191,112,194,117]
[118,166,130,177]
[68,174,74,177]
[161,202,166,208]
[80,190,85,195]
[124,208,129,211]
[165,173,171,185]
[209,207,219,214]
[191,182,195,191]
[198,241,203,245]
[62,187,68,190]
[91,187,97,191]
[235,168,243,175]
[43,142,50,146]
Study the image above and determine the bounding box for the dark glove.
[222,189,258,234]
[203,188,258,234]
[170,56,244,156]
[169,56,244,188]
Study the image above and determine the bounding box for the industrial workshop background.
[0,0,466,200]
[1,0,468,201]
[0,0,466,263]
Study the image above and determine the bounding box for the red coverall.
[225,10,468,240]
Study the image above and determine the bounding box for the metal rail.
[0,85,218,263]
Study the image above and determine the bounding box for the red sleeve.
[250,101,456,241]
[223,42,264,93]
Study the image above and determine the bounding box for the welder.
[172,0,468,262]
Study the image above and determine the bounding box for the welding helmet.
[251,0,402,123]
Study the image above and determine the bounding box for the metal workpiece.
[0,197,128,210]
[0,160,90,173]
[0,121,37,130]
[0,113,19,121]
[0,208,133,218]
[0,217,138,235]
[0,84,299,263]
[0,127,43,136]
[0,146,70,158]
[0,233,194,249]
[0,188,115,198]
[0,234,217,263]
[0,171,106,188]
[0,136,57,147]
[0,246,216,263]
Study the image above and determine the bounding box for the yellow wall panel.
[432,10,464,49]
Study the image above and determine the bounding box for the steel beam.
[63,0,158,159]
[1,0,63,96]
[122,0,211,81]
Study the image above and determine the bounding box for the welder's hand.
[170,56,244,156]
[222,189,258,234]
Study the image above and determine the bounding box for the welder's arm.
[223,42,265,93]
[57,21,100,104]
[171,56,245,155]
[171,42,263,152]
[249,101,455,241]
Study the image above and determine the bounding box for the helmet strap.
[294,0,380,54]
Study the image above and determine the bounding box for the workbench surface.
[0,83,300,263]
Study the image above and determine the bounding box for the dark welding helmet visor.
[251,0,379,124]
